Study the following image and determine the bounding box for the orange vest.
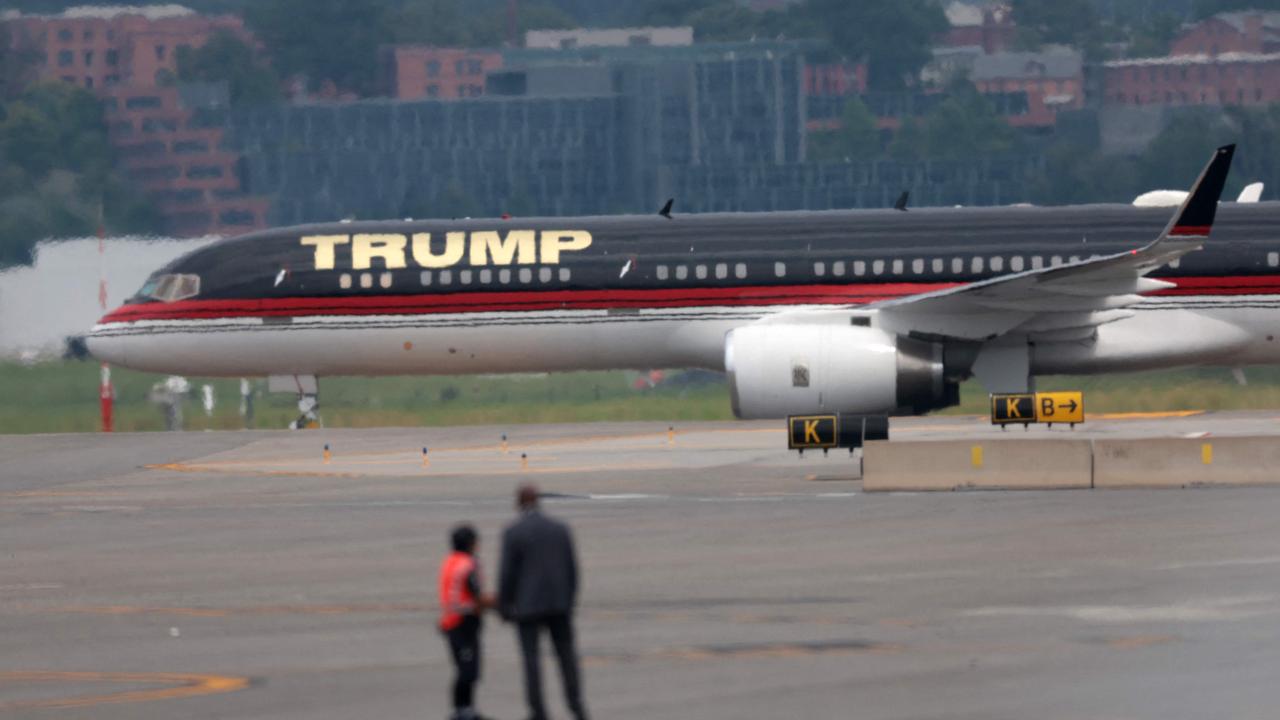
[438,551,478,631]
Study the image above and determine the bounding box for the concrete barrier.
[863,439,1093,491]
[1094,436,1280,487]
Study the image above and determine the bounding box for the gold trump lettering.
[301,230,592,271]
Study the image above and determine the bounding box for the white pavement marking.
[964,595,1278,623]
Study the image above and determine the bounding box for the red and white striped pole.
[98,220,114,433]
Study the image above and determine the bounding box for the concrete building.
[382,46,502,101]
[1170,11,1280,56]
[1102,52,1280,107]
[525,26,693,50]
[972,46,1084,127]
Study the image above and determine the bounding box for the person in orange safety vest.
[439,523,495,720]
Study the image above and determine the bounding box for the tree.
[1127,13,1183,57]
[1011,0,1101,49]
[246,0,392,95]
[888,118,927,161]
[1193,0,1280,19]
[809,98,881,161]
[798,0,948,91]
[920,80,1021,159]
[177,31,281,105]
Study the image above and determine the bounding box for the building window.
[186,165,224,179]
[774,262,786,278]
[83,51,94,66]
[57,28,73,42]
[380,272,393,289]
[892,259,903,274]
[931,258,943,274]
[559,267,571,282]
[832,261,845,277]
[912,258,924,274]
[420,271,432,286]
[173,139,210,154]
[499,269,511,284]
[479,269,492,283]
[854,261,866,276]
[468,59,482,74]
[518,268,532,283]
[951,258,963,274]
[656,265,669,280]
[813,261,826,276]
[676,265,688,280]
[455,60,465,75]
[735,263,747,279]
[155,45,167,61]
[58,50,73,67]
[360,273,373,289]
[427,60,440,77]
[125,96,162,109]
[715,263,728,279]
[873,259,885,275]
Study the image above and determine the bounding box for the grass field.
[3,360,1280,434]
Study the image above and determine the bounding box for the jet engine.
[725,324,959,419]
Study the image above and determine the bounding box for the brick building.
[1170,11,1280,56]
[382,46,502,101]
[971,47,1084,127]
[2,5,267,237]
[1102,52,1280,107]
[4,5,248,92]
[939,1,1015,54]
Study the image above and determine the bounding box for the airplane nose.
[86,330,127,365]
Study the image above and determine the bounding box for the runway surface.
[4,412,1280,718]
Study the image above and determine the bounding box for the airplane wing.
[860,144,1236,343]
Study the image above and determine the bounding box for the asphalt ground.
[3,412,1280,718]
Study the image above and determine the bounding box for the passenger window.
[715,263,728,279]
[1266,252,1277,268]
[460,270,473,284]
[814,262,826,277]
[1011,256,1025,272]
[832,261,845,277]
[1069,255,1080,263]
[519,268,532,283]
[479,269,492,283]
[695,265,708,280]
[990,256,1003,272]
[774,262,786,277]
[912,259,924,274]
[1169,259,1181,269]
[499,269,511,284]
[656,265,669,280]
[380,272,393,289]
[854,261,866,276]
[439,270,453,285]
[951,258,963,274]
[360,273,373,289]
[419,271,431,286]
[559,268,571,282]
[1031,256,1044,269]
[676,266,688,280]
[931,258,943,274]
[340,273,353,289]
[892,259,903,274]
[873,260,884,275]
[971,257,984,273]
[1051,256,1063,266]
[538,267,552,283]
[735,263,747,279]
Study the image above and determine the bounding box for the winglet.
[893,190,909,212]
[658,198,674,219]
[1163,144,1234,240]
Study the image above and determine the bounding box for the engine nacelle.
[725,324,958,419]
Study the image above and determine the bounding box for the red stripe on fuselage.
[97,276,1280,324]
[1169,225,1212,236]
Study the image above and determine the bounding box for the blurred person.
[439,523,495,720]
[500,484,588,720]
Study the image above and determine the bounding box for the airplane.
[88,145,1276,427]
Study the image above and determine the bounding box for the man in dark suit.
[499,483,588,720]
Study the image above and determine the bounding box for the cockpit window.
[140,273,201,302]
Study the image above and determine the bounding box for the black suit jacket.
[499,510,578,621]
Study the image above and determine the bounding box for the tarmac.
[4,411,1280,718]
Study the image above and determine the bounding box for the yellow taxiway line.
[0,671,248,710]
